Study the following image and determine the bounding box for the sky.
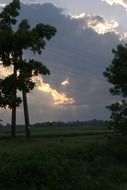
[0,0,127,124]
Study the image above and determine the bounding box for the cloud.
[0,65,12,79]
[0,3,121,124]
[71,13,119,35]
[0,65,75,106]
[33,76,75,105]
[0,3,6,8]
[61,78,69,86]
[101,0,127,8]
[120,32,127,40]
[70,12,127,41]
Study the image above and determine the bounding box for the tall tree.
[104,44,127,134]
[0,0,56,137]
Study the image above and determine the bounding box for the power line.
[47,38,112,62]
[42,42,110,73]
[41,59,106,94]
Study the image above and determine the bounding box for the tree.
[103,44,127,134]
[0,0,56,137]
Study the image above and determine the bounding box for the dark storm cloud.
[1,3,121,123]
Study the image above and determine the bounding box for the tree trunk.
[22,90,31,138]
[11,106,16,138]
[11,66,17,138]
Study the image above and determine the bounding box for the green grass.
[0,125,112,137]
[0,126,126,190]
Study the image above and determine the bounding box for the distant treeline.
[1,119,109,128]
[17,119,109,128]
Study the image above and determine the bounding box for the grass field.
[0,126,126,190]
[0,126,110,151]
[0,125,112,137]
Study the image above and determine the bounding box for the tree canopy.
[0,0,56,137]
[104,44,127,134]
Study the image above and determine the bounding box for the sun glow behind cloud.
[71,13,119,35]
[33,76,75,105]
[0,65,12,79]
[90,20,118,34]
[0,3,6,8]
[101,0,127,8]
[0,65,75,106]
[61,78,69,86]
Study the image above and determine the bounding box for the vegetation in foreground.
[0,126,126,190]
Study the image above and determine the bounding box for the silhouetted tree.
[0,0,56,137]
[104,44,127,134]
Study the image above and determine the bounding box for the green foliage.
[0,0,56,137]
[0,135,126,189]
[0,76,21,108]
[0,0,56,109]
[104,44,127,134]
[104,44,127,97]
[107,100,127,135]
[17,59,50,92]
[0,0,20,28]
